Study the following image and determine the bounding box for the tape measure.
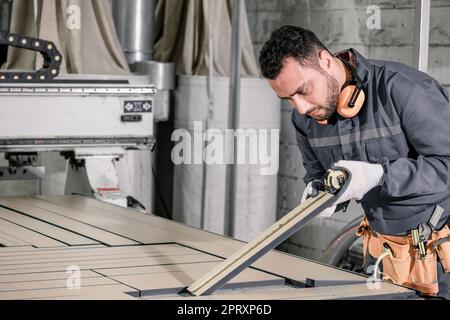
[324,169,348,194]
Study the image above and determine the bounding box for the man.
[259,25,450,299]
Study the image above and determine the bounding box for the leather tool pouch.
[357,218,450,296]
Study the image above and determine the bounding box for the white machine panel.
[0,75,156,152]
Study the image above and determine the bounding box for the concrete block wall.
[247,0,450,261]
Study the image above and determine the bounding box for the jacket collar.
[334,48,371,85]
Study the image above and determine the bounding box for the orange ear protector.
[317,58,365,125]
[337,58,365,118]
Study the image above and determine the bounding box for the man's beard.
[307,72,340,122]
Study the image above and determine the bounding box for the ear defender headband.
[316,57,365,125]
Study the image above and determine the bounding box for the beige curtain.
[154,0,259,77]
[4,0,129,75]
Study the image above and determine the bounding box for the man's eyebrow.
[278,82,308,99]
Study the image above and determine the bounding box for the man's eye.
[298,89,309,96]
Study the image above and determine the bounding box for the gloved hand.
[332,160,384,204]
[302,179,337,218]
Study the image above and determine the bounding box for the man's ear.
[317,50,333,72]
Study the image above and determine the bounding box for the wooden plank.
[30,196,277,259]
[0,245,104,255]
[0,198,138,246]
[32,195,202,243]
[0,244,196,261]
[29,196,245,258]
[0,270,101,284]
[0,232,29,247]
[0,253,218,272]
[0,218,64,248]
[28,244,106,250]
[187,193,334,295]
[151,286,294,300]
[42,291,138,300]
[0,248,210,266]
[33,196,412,297]
[154,283,412,300]
[0,196,413,300]
[32,196,368,285]
[0,207,99,246]
[0,254,221,275]
[108,270,284,297]
[18,196,178,243]
[94,262,285,296]
[93,262,225,277]
[0,246,34,253]
[31,198,372,292]
[0,284,137,300]
[0,276,116,292]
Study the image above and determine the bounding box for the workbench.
[0,195,413,300]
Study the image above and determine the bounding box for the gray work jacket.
[292,49,450,235]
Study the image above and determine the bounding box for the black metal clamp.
[412,205,445,260]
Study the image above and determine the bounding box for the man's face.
[268,57,340,122]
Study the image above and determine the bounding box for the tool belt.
[357,217,450,296]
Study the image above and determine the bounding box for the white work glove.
[332,160,384,205]
[301,179,337,218]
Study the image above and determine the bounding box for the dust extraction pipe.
[111,0,155,64]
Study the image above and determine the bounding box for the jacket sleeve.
[291,111,326,184]
[379,77,450,197]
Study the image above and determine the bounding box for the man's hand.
[302,179,337,218]
[332,160,384,204]
[301,179,325,201]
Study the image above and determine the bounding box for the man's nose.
[290,95,310,114]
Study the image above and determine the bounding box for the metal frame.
[0,85,155,95]
[413,0,431,72]
[224,0,244,238]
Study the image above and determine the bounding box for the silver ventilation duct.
[112,0,155,64]
[111,0,174,122]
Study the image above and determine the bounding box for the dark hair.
[259,26,330,79]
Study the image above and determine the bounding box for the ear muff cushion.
[337,85,365,118]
